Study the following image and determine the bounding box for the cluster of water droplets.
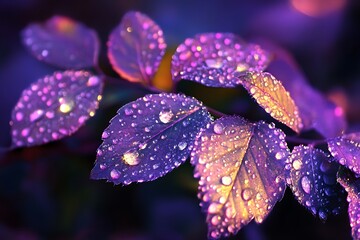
[328,133,360,175]
[238,71,303,133]
[108,11,166,84]
[191,116,290,239]
[22,16,99,69]
[91,93,211,185]
[10,71,103,148]
[337,169,360,240]
[288,145,345,220]
[171,32,270,88]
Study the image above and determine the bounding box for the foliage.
[6,10,360,239]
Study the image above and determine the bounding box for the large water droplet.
[205,59,223,68]
[241,188,254,201]
[159,109,174,123]
[301,176,311,194]
[213,123,224,134]
[122,150,140,166]
[29,109,44,122]
[59,97,75,113]
[221,176,232,186]
[292,159,302,170]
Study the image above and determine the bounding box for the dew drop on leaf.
[91,93,212,185]
[10,71,103,148]
[22,16,99,69]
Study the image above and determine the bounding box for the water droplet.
[301,176,311,194]
[213,123,224,134]
[275,152,284,160]
[178,141,187,150]
[124,108,133,115]
[208,203,220,213]
[211,215,220,225]
[122,150,140,166]
[21,128,30,137]
[59,97,74,113]
[159,109,174,123]
[16,112,24,121]
[242,188,254,201]
[205,59,223,68]
[110,169,120,179]
[99,164,106,170]
[221,176,232,186]
[102,131,109,139]
[292,159,302,170]
[87,76,100,86]
[29,109,44,122]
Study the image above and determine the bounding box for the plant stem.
[285,136,327,146]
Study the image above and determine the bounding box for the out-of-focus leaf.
[264,41,346,137]
[237,71,302,133]
[10,71,103,148]
[337,168,360,240]
[91,93,212,185]
[288,145,345,220]
[328,133,360,175]
[191,116,289,239]
[22,16,100,69]
[171,33,270,88]
[107,11,166,85]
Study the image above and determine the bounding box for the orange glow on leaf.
[239,71,302,133]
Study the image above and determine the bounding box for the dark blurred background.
[0,0,359,239]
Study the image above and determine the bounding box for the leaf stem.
[285,136,327,146]
[207,106,226,118]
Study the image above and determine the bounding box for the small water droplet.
[292,159,302,170]
[242,188,254,201]
[122,150,140,166]
[211,215,220,225]
[178,141,187,150]
[87,76,100,86]
[16,112,24,121]
[208,203,220,213]
[213,123,224,134]
[29,109,44,122]
[124,108,133,115]
[110,169,120,179]
[59,97,74,113]
[99,164,106,170]
[275,152,284,160]
[221,176,232,186]
[301,176,311,194]
[102,131,109,139]
[159,109,174,123]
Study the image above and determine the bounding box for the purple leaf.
[288,145,345,220]
[337,168,360,240]
[22,16,100,69]
[191,116,289,239]
[91,93,212,185]
[171,33,270,88]
[328,133,360,175]
[10,71,103,148]
[107,11,166,85]
[264,42,346,138]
